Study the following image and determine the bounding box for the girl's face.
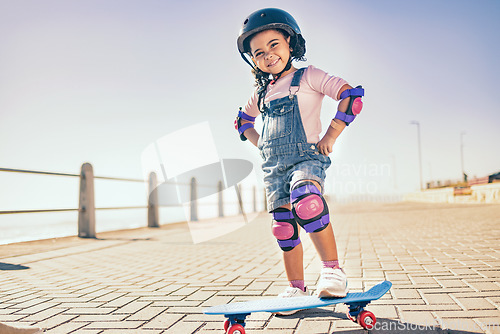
[249,29,294,77]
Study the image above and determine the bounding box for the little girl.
[235,8,364,313]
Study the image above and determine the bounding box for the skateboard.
[204,280,392,333]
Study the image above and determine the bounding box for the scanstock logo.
[141,122,259,243]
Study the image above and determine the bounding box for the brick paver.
[1,202,499,333]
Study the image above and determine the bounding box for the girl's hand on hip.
[317,135,336,156]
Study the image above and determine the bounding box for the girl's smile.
[249,29,296,77]
[267,57,281,68]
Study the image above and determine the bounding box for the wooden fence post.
[148,172,159,228]
[218,180,224,217]
[253,185,257,213]
[190,177,198,221]
[235,184,248,222]
[235,184,243,214]
[263,188,267,212]
[78,163,96,238]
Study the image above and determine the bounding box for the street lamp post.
[461,131,466,183]
[410,121,423,190]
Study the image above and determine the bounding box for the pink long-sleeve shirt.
[244,65,348,143]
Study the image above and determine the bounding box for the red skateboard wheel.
[227,323,245,334]
[358,310,376,329]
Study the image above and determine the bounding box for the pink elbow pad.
[352,97,363,115]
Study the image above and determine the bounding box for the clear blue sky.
[1,0,499,202]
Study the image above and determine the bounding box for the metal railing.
[0,163,264,239]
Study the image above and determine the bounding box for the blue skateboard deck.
[204,280,391,333]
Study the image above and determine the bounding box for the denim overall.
[258,68,331,212]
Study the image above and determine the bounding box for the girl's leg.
[297,179,338,261]
[274,204,310,316]
[296,179,347,297]
[277,204,305,282]
[309,223,339,262]
[283,241,304,281]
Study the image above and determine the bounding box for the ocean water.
[0,171,264,245]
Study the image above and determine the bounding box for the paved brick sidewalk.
[1,202,499,333]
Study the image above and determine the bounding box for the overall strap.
[289,67,306,97]
[290,68,306,87]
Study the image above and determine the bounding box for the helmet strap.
[240,53,256,70]
[270,57,293,85]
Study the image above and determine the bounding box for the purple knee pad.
[291,181,330,233]
[271,210,301,251]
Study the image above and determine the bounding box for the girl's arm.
[317,84,352,156]
[239,119,260,147]
[237,92,261,147]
